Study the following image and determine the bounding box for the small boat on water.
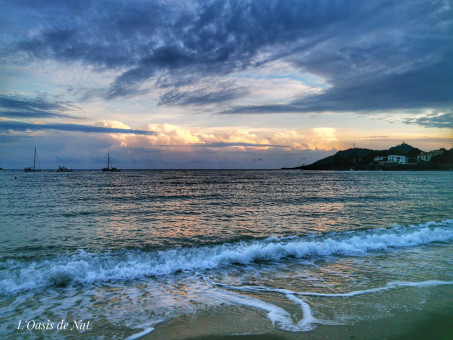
[57,166,72,172]
[102,153,120,172]
[24,147,42,172]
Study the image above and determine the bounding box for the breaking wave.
[1,219,452,294]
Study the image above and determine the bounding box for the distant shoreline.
[281,167,453,171]
[283,143,453,171]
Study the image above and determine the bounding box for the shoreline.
[143,285,453,340]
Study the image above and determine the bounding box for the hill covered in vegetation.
[283,143,453,170]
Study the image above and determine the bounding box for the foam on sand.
[207,279,453,331]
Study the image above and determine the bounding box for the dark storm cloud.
[159,85,247,106]
[3,0,452,111]
[227,53,453,114]
[0,121,156,135]
[403,111,453,129]
[0,94,75,119]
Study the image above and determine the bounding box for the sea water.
[0,170,452,339]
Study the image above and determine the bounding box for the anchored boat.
[102,153,120,172]
[57,166,72,172]
[24,147,42,172]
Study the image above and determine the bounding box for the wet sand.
[144,285,453,340]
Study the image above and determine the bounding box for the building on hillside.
[388,155,407,164]
[374,156,386,162]
[417,149,445,162]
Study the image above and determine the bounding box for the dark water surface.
[1,170,452,338]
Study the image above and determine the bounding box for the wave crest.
[1,219,452,294]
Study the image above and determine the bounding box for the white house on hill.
[417,149,444,162]
[388,155,407,164]
[374,156,386,162]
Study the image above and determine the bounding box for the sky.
[0,0,452,169]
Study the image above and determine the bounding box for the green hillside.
[283,143,452,170]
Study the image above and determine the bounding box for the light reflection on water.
[4,170,452,257]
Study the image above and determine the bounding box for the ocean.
[0,170,452,339]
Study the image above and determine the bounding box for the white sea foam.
[0,219,452,294]
[208,288,314,332]
[207,279,453,331]
[208,279,453,297]
[125,326,156,340]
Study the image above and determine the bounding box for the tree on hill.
[430,149,453,164]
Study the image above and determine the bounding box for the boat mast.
[34,147,36,170]
[107,153,110,170]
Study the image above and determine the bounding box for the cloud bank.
[0,94,75,119]
[2,0,451,115]
[0,121,155,135]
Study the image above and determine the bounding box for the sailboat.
[24,147,42,172]
[102,153,120,172]
[57,166,72,172]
